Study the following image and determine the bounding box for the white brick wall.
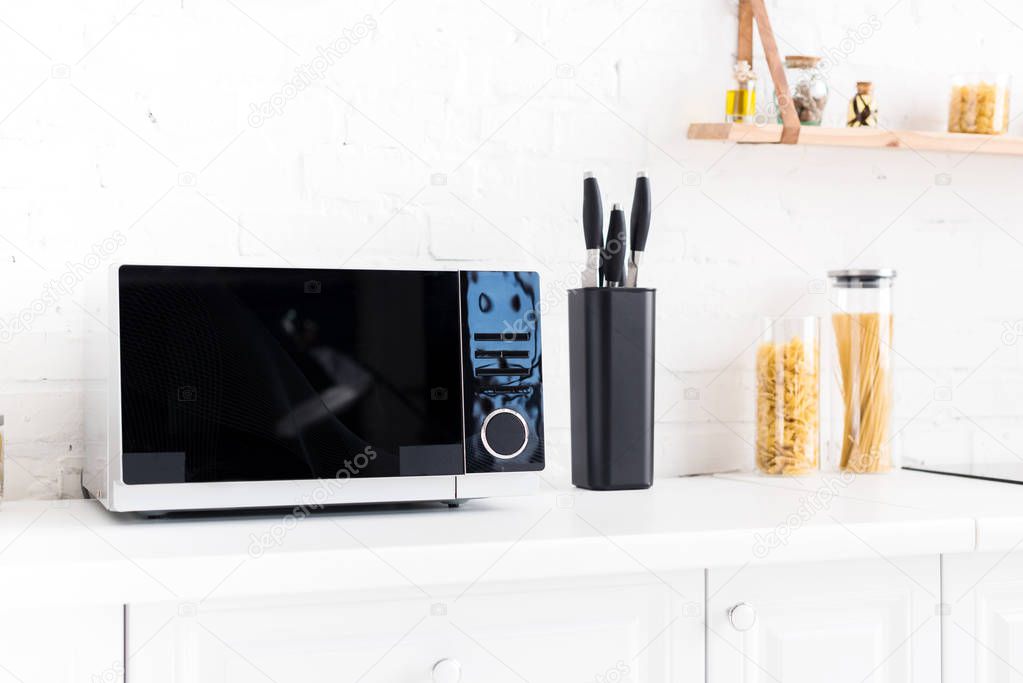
[3,0,1023,498]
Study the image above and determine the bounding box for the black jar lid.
[827,269,897,288]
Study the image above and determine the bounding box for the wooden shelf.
[687,122,1023,157]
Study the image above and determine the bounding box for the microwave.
[83,265,544,513]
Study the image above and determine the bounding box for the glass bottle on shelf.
[847,81,878,127]
[725,60,757,123]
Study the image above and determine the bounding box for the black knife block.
[568,287,655,490]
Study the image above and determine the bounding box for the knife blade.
[626,171,651,287]
[603,203,627,287]
[582,172,603,288]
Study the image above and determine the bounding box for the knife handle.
[583,173,604,250]
[630,172,651,253]
[603,204,627,286]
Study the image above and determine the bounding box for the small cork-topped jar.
[848,81,878,127]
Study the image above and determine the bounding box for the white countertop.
[2,470,1022,608]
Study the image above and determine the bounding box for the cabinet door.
[706,556,940,683]
[0,605,123,683]
[943,552,1023,682]
[127,573,704,683]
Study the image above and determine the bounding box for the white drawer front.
[943,551,1023,683]
[128,574,703,682]
[0,605,123,683]
[706,556,940,683]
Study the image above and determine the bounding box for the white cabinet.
[706,556,940,683]
[0,605,123,683]
[127,573,704,683]
[943,551,1023,682]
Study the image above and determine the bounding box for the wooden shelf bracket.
[739,0,800,143]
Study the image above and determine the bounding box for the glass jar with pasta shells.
[827,269,897,474]
[755,317,820,475]
[948,73,1010,135]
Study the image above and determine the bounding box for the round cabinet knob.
[728,602,757,632]
[432,658,462,683]
[481,408,529,459]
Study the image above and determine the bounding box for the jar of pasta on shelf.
[755,317,820,475]
[948,73,1010,135]
[827,269,897,474]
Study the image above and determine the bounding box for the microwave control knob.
[432,658,462,683]
[481,408,529,459]
[728,602,757,632]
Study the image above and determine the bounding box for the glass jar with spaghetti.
[755,317,820,475]
[827,269,897,473]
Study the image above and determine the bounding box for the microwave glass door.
[118,266,464,484]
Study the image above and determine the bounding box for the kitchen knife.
[582,172,603,288]
[603,203,627,287]
[626,171,651,287]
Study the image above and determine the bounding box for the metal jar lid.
[827,269,897,288]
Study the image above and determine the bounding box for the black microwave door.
[118,266,465,484]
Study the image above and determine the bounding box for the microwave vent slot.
[476,366,530,377]
[475,349,529,359]
[473,332,531,342]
